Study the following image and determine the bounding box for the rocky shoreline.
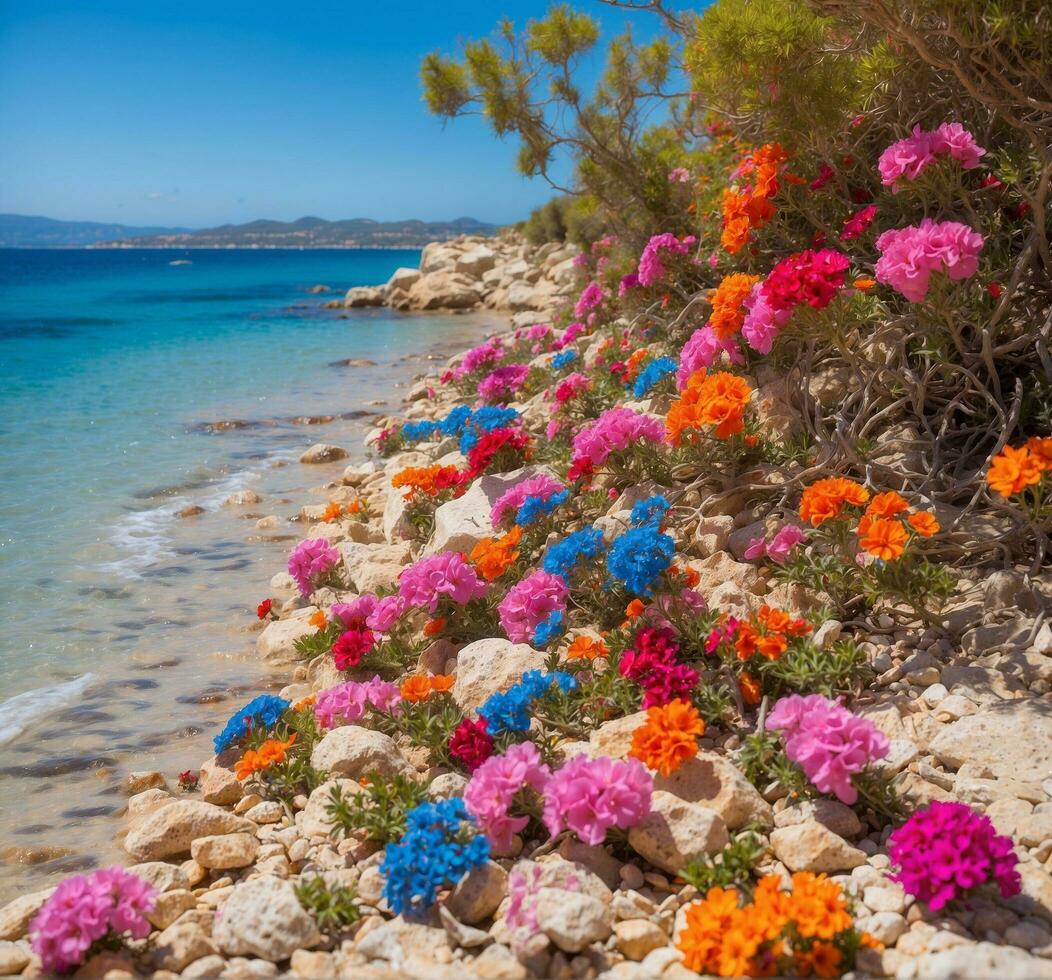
[1,239,1051,980]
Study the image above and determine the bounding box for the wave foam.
[0,674,97,746]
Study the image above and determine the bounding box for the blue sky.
[0,1,678,227]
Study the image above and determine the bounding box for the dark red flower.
[178,770,199,790]
[809,164,835,191]
[987,282,1003,299]
[332,628,375,670]
[257,598,273,620]
[449,717,494,771]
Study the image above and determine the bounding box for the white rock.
[452,638,547,711]
[614,919,667,960]
[930,700,1052,782]
[774,799,863,839]
[298,778,362,837]
[855,912,908,946]
[627,791,729,874]
[653,751,773,830]
[914,941,1052,978]
[256,613,317,667]
[533,888,611,953]
[124,800,254,861]
[769,822,867,873]
[310,725,412,779]
[213,878,322,962]
[152,920,218,972]
[300,444,349,464]
[190,832,259,869]
[127,861,191,894]
[0,888,54,941]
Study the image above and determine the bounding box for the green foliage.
[757,638,871,698]
[371,694,462,768]
[680,828,766,894]
[294,622,341,660]
[325,772,430,845]
[738,729,813,798]
[295,876,361,933]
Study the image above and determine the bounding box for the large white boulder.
[452,638,547,711]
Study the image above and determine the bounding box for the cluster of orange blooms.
[666,370,753,445]
[566,635,610,660]
[721,143,789,253]
[321,499,364,522]
[391,464,464,501]
[800,479,940,561]
[469,526,522,582]
[623,348,650,383]
[234,734,297,780]
[708,273,760,340]
[986,437,1052,498]
[629,698,704,776]
[735,605,812,662]
[677,874,876,978]
[308,609,328,630]
[400,673,454,703]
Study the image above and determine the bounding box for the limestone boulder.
[627,791,728,874]
[653,752,773,830]
[213,878,322,962]
[190,832,259,869]
[930,699,1052,782]
[256,612,316,667]
[769,822,867,873]
[385,267,421,294]
[455,246,497,277]
[124,800,254,861]
[300,444,349,464]
[408,271,481,310]
[310,725,412,779]
[533,888,611,953]
[343,286,384,308]
[452,638,547,711]
[0,888,55,941]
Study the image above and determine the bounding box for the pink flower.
[479,363,530,403]
[30,868,155,974]
[454,337,504,380]
[768,694,889,804]
[767,524,806,563]
[809,163,835,191]
[551,321,586,350]
[840,205,879,241]
[574,281,606,317]
[878,125,936,188]
[676,325,742,388]
[744,536,767,561]
[463,742,552,850]
[498,570,568,643]
[491,474,568,526]
[668,167,691,183]
[314,677,401,728]
[571,407,665,468]
[618,273,640,296]
[637,233,697,287]
[875,219,985,302]
[542,755,652,845]
[553,372,591,405]
[931,122,986,169]
[398,551,488,613]
[740,284,792,355]
[287,538,341,597]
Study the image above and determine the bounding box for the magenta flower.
[574,281,606,318]
[551,321,586,350]
[454,337,504,380]
[668,167,691,183]
[875,219,984,302]
[491,473,568,526]
[931,122,986,169]
[889,801,1020,912]
[571,407,665,469]
[398,551,488,613]
[676,325,743,388]
[840,205,879,241]
[288,538,341,597]
[878,122,985,190]
[314,677,401,729]
[479,363,530,403]
[463,741,552,850]
[745,524,806,564]
[542,755,653,845]
[637,233,697,287]
[768,694,889,804]
[740,283,792,355]
[498,570,568,644]
[30,867,155,975]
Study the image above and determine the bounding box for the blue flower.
[607,523,676,596]
[631,356,677,398]
[516,488,570,526]
[438,405,472,437]
[532,609,565,647]
[478,670,577,734]
[542,526,607,580]
[401,420,438,442]
[381,798,490,918]
[214,695,290,753]
[630,494,671,527]
[552,350,578,370]
[457,406,520,454]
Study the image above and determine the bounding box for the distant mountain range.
[0,213,500,248]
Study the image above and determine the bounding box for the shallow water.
[0,248,501,900]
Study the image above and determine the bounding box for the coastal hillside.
[95,216,499,250]
[0,213,190,247]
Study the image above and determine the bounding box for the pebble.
[619,864,645,891]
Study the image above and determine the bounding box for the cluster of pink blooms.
[287,538,341,597]
[878,121,986,189]
[314,676,402,728]
[620,627,700,707]
[618,272,640,296]
[463,741,552,850]
[452,337,504,380]
[570,407,665,469]
[667,167,691,183]
[840,204,879,241]
[875,218,985,302]
[30,868,155,974]
[888,801,1020,911]
[398,551,488,612]
[767,694,889,804]
[676,325,743,387]
[479,363,530,403]
[553,372,591,405]
[498,570,568,643]
[744,524,807,564]
[331,593,404,633]
[550,321,586,350]
[637,233,697,287]
[740,249,850,354]
[490,473,568,525]
[574,281,606,317]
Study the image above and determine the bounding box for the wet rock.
[300,444,349,465]
[120,770,168,795]
[769,822,867,873]
[213,878,322,962]
[224,490,262,506]
[310,726,412,780]
[627,791,729,874]
[124,800,254,861]
[452,638,547,711]
[190,832,259,869]
[533,888,611,953]
[344,286,384,308]
[178,505,207,518]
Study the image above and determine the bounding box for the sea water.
[0,248,500,899]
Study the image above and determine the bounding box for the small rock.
[146,889,197,930]
[769,822,867,873]
[533,888,611,953]
[191,832,259,869]
[126,862,190,894]
[773,799,862,839]
[855,912,908,946]
[0,888,55,941]
[310,725,411,779]
[224,490,262,506]
[862,883,907,914]
[245,800,284,824]
[152,920,218,972]
[627,791,729,874]
[653,751,773,830]
[289,949,337,979]
[0,940,30,975]
[200,760,244,806]
[445,861,507,924]
[300,444,349,464]
[438,905,492,949]
[124,800,254,860]
[120,771,168,795]
[614,919,667,960]
[213,877,322,962]
[619,864,645,891]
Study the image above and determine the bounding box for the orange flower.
[629,698,705,776]
[852,277,876,291]
[864,491,908,520]
[347,498,362,514]
[309,610,327,629]
[739,672,762,706]
[756,633,788,660]
[423,617,446,637]
[756,605,811,637]
[625,598,646,620]
[1026,436,1052,470]
[321,501,344,523]
[907,511,940,537]
[292,694,317,711]
[566,635,609,660]
[666,370,752,444]
[624,348,650,382]
[799,477,869,526]
[707,273,760,340]
[987,444,1043,497]
[429,674,455,694]
[683,566,701,588]
[391,464,463,500]
[400,675,434,702]
[858,517,908,560]
[469,526,522,582]
[800,941,842,979]
[235,733,297,780]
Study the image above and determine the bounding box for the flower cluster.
[986,437,1052,500]
[632,356,677,397]
[478,363,530,403]
[498,569,568,643]
[287,538,341,597]
[452,337,504,380]
[463,741,551,849]
[478,669,576,734]
[888,801,1020,911]
[571,407,665,475]
[721,143,788,253]
[235,733,297,780]
[666,370,752,444]
[399,551,488,612]
[637,233,697,287]
[214,695,290,753]
[448,716,494,771]
[543,526,606,581]
[878,121,986,190]
[707,272,760,340]
[620,627,699,707]
[874,219,984,302]
[544,755,652,845]
[470,526,522,582]
[730,604,813,663]
[490,473,568,526]
[314,677,401,728]
[629,698,704,776]
[30,868,156,974]
[400,673,454,702]
[391,464,465,500]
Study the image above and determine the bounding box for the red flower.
[987,282,1003,298]
[256,598,273,620]
[178,770,199,790]
[448,717,494,771]
[332,628,376,670]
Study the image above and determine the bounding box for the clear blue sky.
[0,1,677,228]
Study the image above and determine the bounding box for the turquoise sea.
[0,248,498,899]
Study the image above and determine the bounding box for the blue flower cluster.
[552,350,578,370]
[380,798,490,918]
[630,494,671,527]
[516,488,570,526]
[532,609,566,647]
[478,670,577,734]
[438,405,472,437]
[458,406,520,453]
[632,357,677,397]
[401,419,439,441]
[607,522,676,596]
[214,695,290,753]
[542,526,607,580]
